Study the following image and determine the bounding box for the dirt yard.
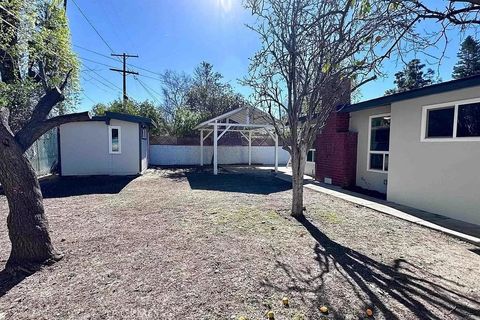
[0,168,479,320]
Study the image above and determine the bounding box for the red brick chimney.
[314,80,357,187]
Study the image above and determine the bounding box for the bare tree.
[159,70,192,122]
[405,0,480,25]
[243,0,476,216]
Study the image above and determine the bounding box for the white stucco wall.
[60,119,140,176]
[149,145,290,166]
[388,86,480,225]
[349,105,391,194]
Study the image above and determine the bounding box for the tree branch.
[0,108,11,133]
[15,112,91,152]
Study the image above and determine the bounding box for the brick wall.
[315,112,358,187]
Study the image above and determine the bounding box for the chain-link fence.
[25,129,59,176]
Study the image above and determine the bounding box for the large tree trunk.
[290,145,307,217]
[0,128,61,275]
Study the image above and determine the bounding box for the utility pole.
[110,53,139,103]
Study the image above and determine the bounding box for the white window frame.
[108,125,122,154]
[367,113,390,173]
[421,97,480,142]
[141,127,148,140]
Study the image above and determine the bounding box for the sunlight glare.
[217,0,233,13]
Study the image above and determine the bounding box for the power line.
[74,44,162,77]
[81,90,96,104]
[79,56,117,69]
[136,73,163,82]
[74,44,119,62]
[83,64,122,91]
[136,76,163,97]
[127,62,162,77]
[81,75,109,93]
[70,0,118,57]
[82,71,120,92]
[134,76,161,103]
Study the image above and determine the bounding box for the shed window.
[141,127,148,140]
[109,126,121,154]
[422,99,480,141]
[368,114,390,172]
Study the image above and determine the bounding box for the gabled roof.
[194,107,273,131]
[92,111,156,127]
[339,74,480,113]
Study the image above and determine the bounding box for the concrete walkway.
[273,167,480,245]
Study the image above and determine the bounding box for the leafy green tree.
[1,0,80,132]
[172,107,202,137]
[453,36,480,79]
[386,59,436,95]
[187,62,248,118]
[91,99,167,135]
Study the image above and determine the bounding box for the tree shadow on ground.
[0,270,28,298]
[263,216,480,319]
[185,171,291,195]
[160,167,292,195]
[33,175,139,198]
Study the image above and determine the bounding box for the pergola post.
[274,133,278,173]
[200,130,204,166]
[248,131,252,166]
[213,122,218,175]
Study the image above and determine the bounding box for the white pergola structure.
[194,107,279,175]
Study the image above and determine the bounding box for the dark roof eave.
[90,112,156,127]
[339,74,480,113]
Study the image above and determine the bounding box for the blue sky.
[69,0,471,112]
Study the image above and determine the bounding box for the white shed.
[59,112,155,176]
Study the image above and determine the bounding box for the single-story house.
[59,112,154,176]
[316,75,480,226]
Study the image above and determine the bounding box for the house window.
[368,114,390,172]
[422,99,480,141]
[109,126,121,154]
[457,102,480,137]
[307,149,315,162]
[426,107,455,138]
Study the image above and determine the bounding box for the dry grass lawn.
[0,168,479,320]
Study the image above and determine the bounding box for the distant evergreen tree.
[385,59,436,95]
[452,36,480,79]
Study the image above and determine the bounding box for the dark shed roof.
[92,111,156,127]
[339,74,480,113]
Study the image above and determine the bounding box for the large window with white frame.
[109,126,121,154]
[368,114,390,172]
[421,98,480,141]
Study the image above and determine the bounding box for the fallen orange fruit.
[266,310,275,319]
[366,308,373,317]
[282,297,289,306]
[319,306,328,314]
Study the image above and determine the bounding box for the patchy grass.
[0,168,479,320]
